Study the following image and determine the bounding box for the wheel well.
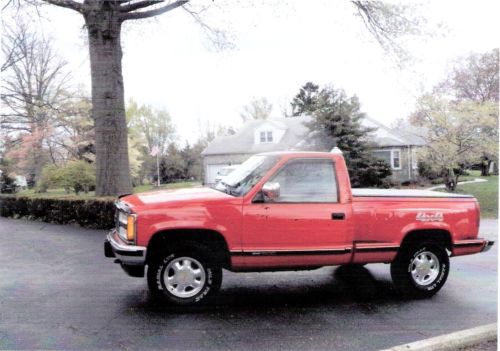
[400,229,452,252]
[146,229,231,269]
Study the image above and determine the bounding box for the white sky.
[6,0,500,143]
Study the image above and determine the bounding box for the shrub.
[0,172,18,194]
[417,161,440,180]
[0,196,115,229]
[38,161,96,194]
[351,158,393,188]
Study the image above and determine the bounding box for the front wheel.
[391,243,449,299]
[147,244,222,306]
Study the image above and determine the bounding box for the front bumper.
[104,229,147,265]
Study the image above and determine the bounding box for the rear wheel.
[147,244,222,306]
[391,243,449,298]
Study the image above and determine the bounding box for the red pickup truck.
[104,151,493,305]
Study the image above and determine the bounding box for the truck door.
[241,158,353,268]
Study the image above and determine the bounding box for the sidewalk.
[426,178,488,191]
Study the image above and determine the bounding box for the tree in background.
[127,99,176,155]
[290,82,320,116]
[10,0,428,196]
[1,21,71,184]
[299,84,392,187]
[405,49,500,180]
[30,0,233,196]
[240,97,273,122]
[351,1,429,64]
[436,49,499,104]
[126,99,176,185]
[439,49,499,176]
[180,140,206,180]
[159,143,185,183]
[410,95,498,191]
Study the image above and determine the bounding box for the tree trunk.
[444,168,457,192]
[85,8,132,196]
[481,160,489,176]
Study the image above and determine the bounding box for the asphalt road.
[0,218,497,351]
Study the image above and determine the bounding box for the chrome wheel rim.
[410,251,440,286]
[164,257,206,298]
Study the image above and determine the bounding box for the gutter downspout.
[408,145,412,181]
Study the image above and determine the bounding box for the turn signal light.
[127,215,136,241]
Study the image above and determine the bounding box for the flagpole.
[156,152,160,187]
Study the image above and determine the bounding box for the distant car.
[214,165,238,184]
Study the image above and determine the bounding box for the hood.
[121,187,233,210]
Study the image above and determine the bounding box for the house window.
[259,131,273,143]
[267,131,273,142]
[372,149,402,170]
[260,131,266,143]
[372,150,391,165]
[392,150,401,169]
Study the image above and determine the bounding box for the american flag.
[150,145,159,157]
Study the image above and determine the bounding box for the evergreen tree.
[290,82,321,116]
[159,143,186,183]
[302,85,392,187]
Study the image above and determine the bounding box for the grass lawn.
[436,173,498,219]
[7,181,201,200]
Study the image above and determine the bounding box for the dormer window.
[260,131,273,143]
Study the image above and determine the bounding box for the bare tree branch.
[351,0,425,64]
[42,0,85,13]
[182,4,234,52]
[1,23,27,72]
[120,0,188,21]
[120,0,163,13]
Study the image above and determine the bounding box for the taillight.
[475,201,480,232]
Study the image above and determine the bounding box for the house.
[362,117,426,183]
[201,116,425,185]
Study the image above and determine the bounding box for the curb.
[380,323,497,351]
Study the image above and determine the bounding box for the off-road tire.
[391,242,449,299]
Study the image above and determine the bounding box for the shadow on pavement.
[124,265,409,315]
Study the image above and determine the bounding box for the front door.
[241,158,352,268]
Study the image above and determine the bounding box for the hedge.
[0,196,116,229]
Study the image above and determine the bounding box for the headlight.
[117,210,136,243]
[119,211,128,225]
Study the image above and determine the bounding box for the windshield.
[215,155,278,196]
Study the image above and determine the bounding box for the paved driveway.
[0,218,497,350]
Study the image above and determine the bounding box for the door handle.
[331,213,345,220]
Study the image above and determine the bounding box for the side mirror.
[262,182,280,202]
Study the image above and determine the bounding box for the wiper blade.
[221,181,239,196]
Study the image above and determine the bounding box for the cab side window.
[270,159,338,203]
